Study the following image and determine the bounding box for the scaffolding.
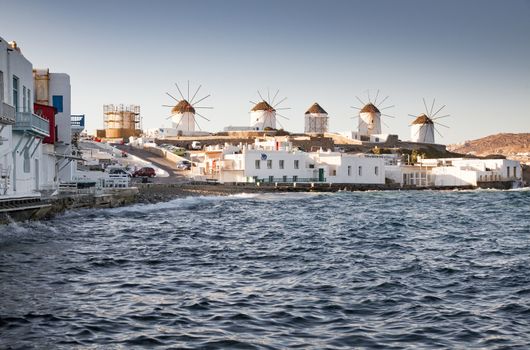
[103,104,141,139]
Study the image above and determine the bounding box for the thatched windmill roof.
[360,103,380,113]
[412,114,434,125]
[172,100,195,114]
[251,101,275,112]
[305,102,327,115]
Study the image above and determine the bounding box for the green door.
[318,168,324,182]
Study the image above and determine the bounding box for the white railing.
[13,112,50,137]
[0,102,16,124]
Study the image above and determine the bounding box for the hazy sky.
[1,0,529,144]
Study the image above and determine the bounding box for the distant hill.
[448,133,530,158]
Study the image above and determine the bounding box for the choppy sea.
[1,189,530,349]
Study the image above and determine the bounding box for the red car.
[133,167,156,177]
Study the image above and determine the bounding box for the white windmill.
[304,102,329,134]
[162,81,212,135]
[409,98,450,144]
[351,90,395,137]
[249,89,290,130]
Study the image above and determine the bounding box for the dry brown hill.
[448,133,530,157]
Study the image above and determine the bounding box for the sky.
[1,0,529,144]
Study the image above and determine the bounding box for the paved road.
[115,145,189,184]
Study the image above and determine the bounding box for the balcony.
[0,102,16,124]
[71,114,85,132]
[13,112,50,138]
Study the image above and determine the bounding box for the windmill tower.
[351,90,395,137]
[162,81,212,134]
[250,89,290,130]
[409,98,450,144]
[304,102,329,134]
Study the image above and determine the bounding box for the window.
[23,86,27,112]
[0,71,4,102]
[375,166,379,176]
[279,160,284,169]
[12,76,19,111]
[52,95,63,113]
[514,167,517,178]
[294,160,299,169]
[255,160,260,169]
[23,148,30,173]
[506,166,510,177]
[27,88,31,112]
[268,176,274,183]
[347,165,352,176]
[267,160,272,169]
[282,175,287,182]
[293,175,298,182]
[358,166,362,176]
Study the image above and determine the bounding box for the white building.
[304,102,329,134]
[34,68,74,182]
[386,157,523,187]
[193,138,386,185]
[410,114,435,143]
[0,38,51,198]
[250,101,276,130]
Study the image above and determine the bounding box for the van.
[191,141,202,150]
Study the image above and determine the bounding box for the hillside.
[448,133,530,159]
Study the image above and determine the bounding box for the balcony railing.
[256,177,326,183]
[71,114,85,131]
[13,111,50,138]
[0,102,16,124]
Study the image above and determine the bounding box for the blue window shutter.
[52,95,63,112]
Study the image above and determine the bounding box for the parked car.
[132,167,156,177]
[107,166,132,177]
[176,160,191,170]
[191,141,202,150]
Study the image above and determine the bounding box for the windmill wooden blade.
[271,89,280,105]
[422,98,429,115]
[431,105,446,118]
[194,106,214,109]
[380,105,395,111]
[381,113,396,119]
[435,121,450,128]
[408,114,418,118]
[162,104,174,107]
[275,107,291,111]
[276,112,290,120]
[373,89,380,105]
[195,112,211,122]
[273,97,287,108]
[430,98,436,117]
[377,95,389,107]
[193,117,202,131]
[355,96,365,106]
[174,83,186,100]
[351,106,361,110]
[190,84,202,104]
[432,114,450,120]
[367,90,371,103]
[434,126,443,138]
[192,94,210,106]
[166,92,179,102]
[257,90,266,102]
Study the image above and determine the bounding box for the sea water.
[1,189,529,349]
